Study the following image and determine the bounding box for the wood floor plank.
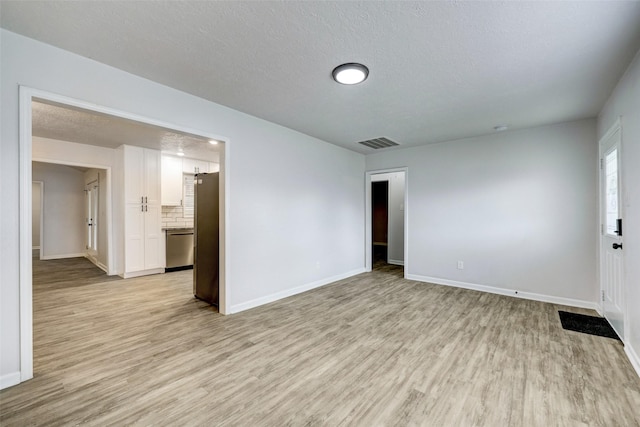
[1,257,639,425]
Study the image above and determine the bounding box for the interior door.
[85,180,99,256]
[600,125,624,339]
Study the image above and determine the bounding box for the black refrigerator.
[193,172,219,306]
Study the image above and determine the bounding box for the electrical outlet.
[457,261,464,270]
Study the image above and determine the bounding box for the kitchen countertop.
[162,227,194,231]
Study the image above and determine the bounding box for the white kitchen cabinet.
[122,145,163,277]
[143,203,162,269]
[209,162,220,173]
[182,158,209,174]
[161,155,183,206]
[124,203,145,272]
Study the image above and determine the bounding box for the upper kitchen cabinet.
[124,146,161,206]
[162,155,220,206]
[182,158,210,174]
[161,155,183,206]
[120,145,163,278]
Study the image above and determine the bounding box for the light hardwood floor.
[1,258,639,426]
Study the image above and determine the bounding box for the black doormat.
[558,311,620,341]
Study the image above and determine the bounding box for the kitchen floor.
[1,257,639,425]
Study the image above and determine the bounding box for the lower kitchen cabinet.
[124,203,163,274]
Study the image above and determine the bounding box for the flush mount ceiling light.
[494,125,509,132]
[332,63,369,85]
[177,151,185,156]
[209,139,219,145]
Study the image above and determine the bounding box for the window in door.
[605,148,619,236]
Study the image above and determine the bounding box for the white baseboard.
[388,259,404,266]
[625,343,640,380]
[40,252,85,260]
[84,254,108,273]
[594,304,604,317]
[230,268,366,314]
[406,274,598,311]
[0,371,22,390]
[96,262,108,273]
[121,268,165,279]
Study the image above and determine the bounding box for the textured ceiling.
[3,1,640,154]
[32,100,221,162]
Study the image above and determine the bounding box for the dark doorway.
[372,181,389,263]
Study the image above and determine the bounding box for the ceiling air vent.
[357,137,399,149]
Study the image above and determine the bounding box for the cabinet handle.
[145,205,148,212]
[141,204,144,212]
[145,196,148,203]
[141,196,144,203]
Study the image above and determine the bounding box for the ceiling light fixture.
[494,125,509,132]
[209,139,219,145]
[332,63,369,85]
[177,151,185,156]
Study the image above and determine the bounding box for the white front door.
[600,123,624,339]
[85,180,99,257]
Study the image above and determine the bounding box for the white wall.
[0,30,365,385]
[31,162,86,259]
[598,47,640,374]
[371,172,405,264]
[366,119,599,305]
[32,182,41,249]
[33,136,114,168]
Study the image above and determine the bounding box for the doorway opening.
[18,87,231,385]
[371,180,389,264]
[365,168,407,274]
[32,161,110,271]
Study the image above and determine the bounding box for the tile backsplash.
[162,205,194,229]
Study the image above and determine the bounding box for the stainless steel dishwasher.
[165,228,194,269]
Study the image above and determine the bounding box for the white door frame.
[598,118,626,340]
[18,86,232,384]
[365,167,408,274]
